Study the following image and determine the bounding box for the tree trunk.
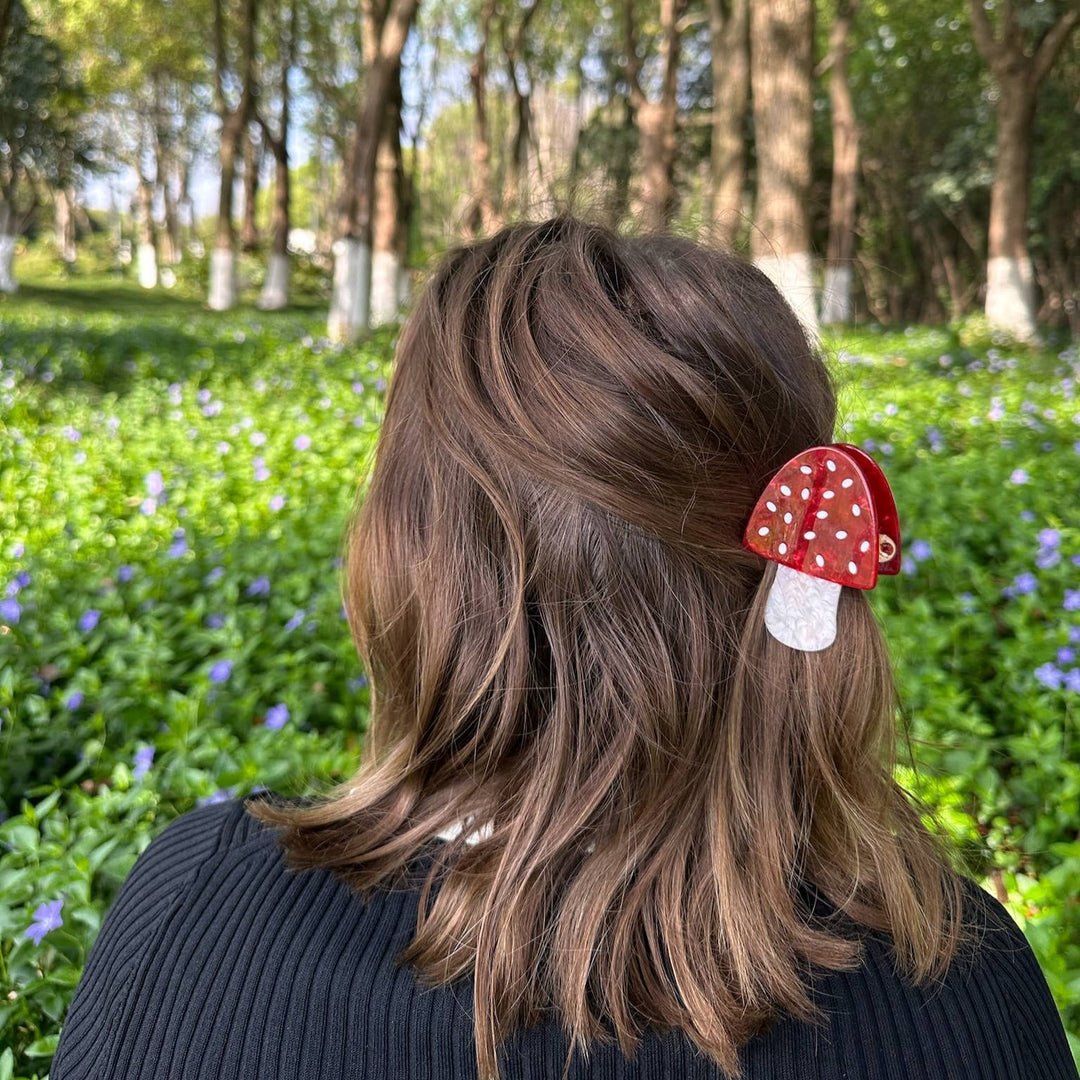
[258,1,295,310]
[985,76,1037,341]
[241,124,261,251]
[371,63,401,326]
[638,0,684,233]
[210,121,241,309]
[0,198,17,293]
[466,0,497,238]
[502,0,541,219]
[820,0,859,325]
[327,0,420,342]
[208,0,257,310]
[706,0,748,248]
[136,176,158,289]
[968,3,1078,342]
[54,187,77,264]
[749,0,818,336]
[258,145,290,309]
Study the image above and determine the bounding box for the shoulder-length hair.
[247,214,975,1080]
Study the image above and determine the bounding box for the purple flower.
[901,556,917,575]
[25,899,64,946]
[284,609,305,632]
[78,609,101,633]
[64,690,84,711]
[140,497,157,515]
[349,674,369,692]
[6,571,30,595]
[118,564,135,583]
[1010,469,1029,485]
[1034,663,1064,690]
[1065,590,1080,612]
[1058,647,1076,666]
[204,566,225,586]
[1069,625,1080,645]
[198,388,212,404]
[254,465,270,482]
[250,431,267,447]
[269,494,285,512]
[1019,510,1036,522]
[1065,669,1080,694]
[1038,529,1061,550]
[1005,572,1038,597]
[374,377,387,392]
[264,703,290,730]
[246,576,270,598]
[145,470,164,497]
[197,787,235,806]
[168,533,188,559]
[209,659,233,684]
[132,745,155,781]
[351,380,364,394]
[1035,548,1060,570]
[910,540,932,562]
[205,613,226,629]
[0,597,21,624]
[11,542,24,558]
[294,433,311,451]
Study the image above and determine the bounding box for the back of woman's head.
[249,214,974,1080]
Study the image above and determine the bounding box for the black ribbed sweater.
[50,793,1079,1080]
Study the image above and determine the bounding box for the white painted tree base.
[752,252,820,339]
[0,236,17,294]
[820,265,853,325]
[370,250,401,326]
[137,243,158,289]
[328,239,371,342]
[986,255,1039,344]
[208,247,237,311]
[257,253,290,310]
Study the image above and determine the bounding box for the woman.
[50,216,1078,1080]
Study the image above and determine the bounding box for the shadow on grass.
[0,279,333,396]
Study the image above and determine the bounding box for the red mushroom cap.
[741,442,901,590]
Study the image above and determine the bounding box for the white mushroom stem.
[764,562,843,652]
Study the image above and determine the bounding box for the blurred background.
[0,0,1078,1076]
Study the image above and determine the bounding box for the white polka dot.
[860,540,870,553]
[848,561,857,574]
[778,542,788,555]
[804,531,816,540]
[823,490,835,499]
[841,478,853,488]
[758,526,769,536]
[766,500,777,512]
[826,459,836,471]
[836,530,847,539]
[780,484,791,496]
[816,510,828,519]
[852,504,861,516]
[800,465,812,474]
[801,488,809,499]
[815,554,825,567]
[783,512,792,524]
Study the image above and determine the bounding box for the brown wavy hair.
[247,214,976,1080]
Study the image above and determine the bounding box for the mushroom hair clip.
[741,442,901,652]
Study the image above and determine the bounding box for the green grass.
[0,275,1078,1076]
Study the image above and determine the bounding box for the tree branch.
[967,0,1001,69]
[1032,8,1079,87]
